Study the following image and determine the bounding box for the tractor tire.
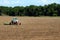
[19,23,21,25]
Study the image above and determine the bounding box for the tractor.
[9,17,21,25]
[4,17,21,25]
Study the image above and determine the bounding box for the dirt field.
[0,16,60,40]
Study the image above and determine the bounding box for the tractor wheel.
[19,23,21,25]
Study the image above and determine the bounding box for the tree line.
[0,3,60,16]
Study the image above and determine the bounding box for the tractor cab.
[12,17,18,22]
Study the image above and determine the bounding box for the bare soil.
[0,16,60,40]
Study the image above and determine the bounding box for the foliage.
[0,3,60,16]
